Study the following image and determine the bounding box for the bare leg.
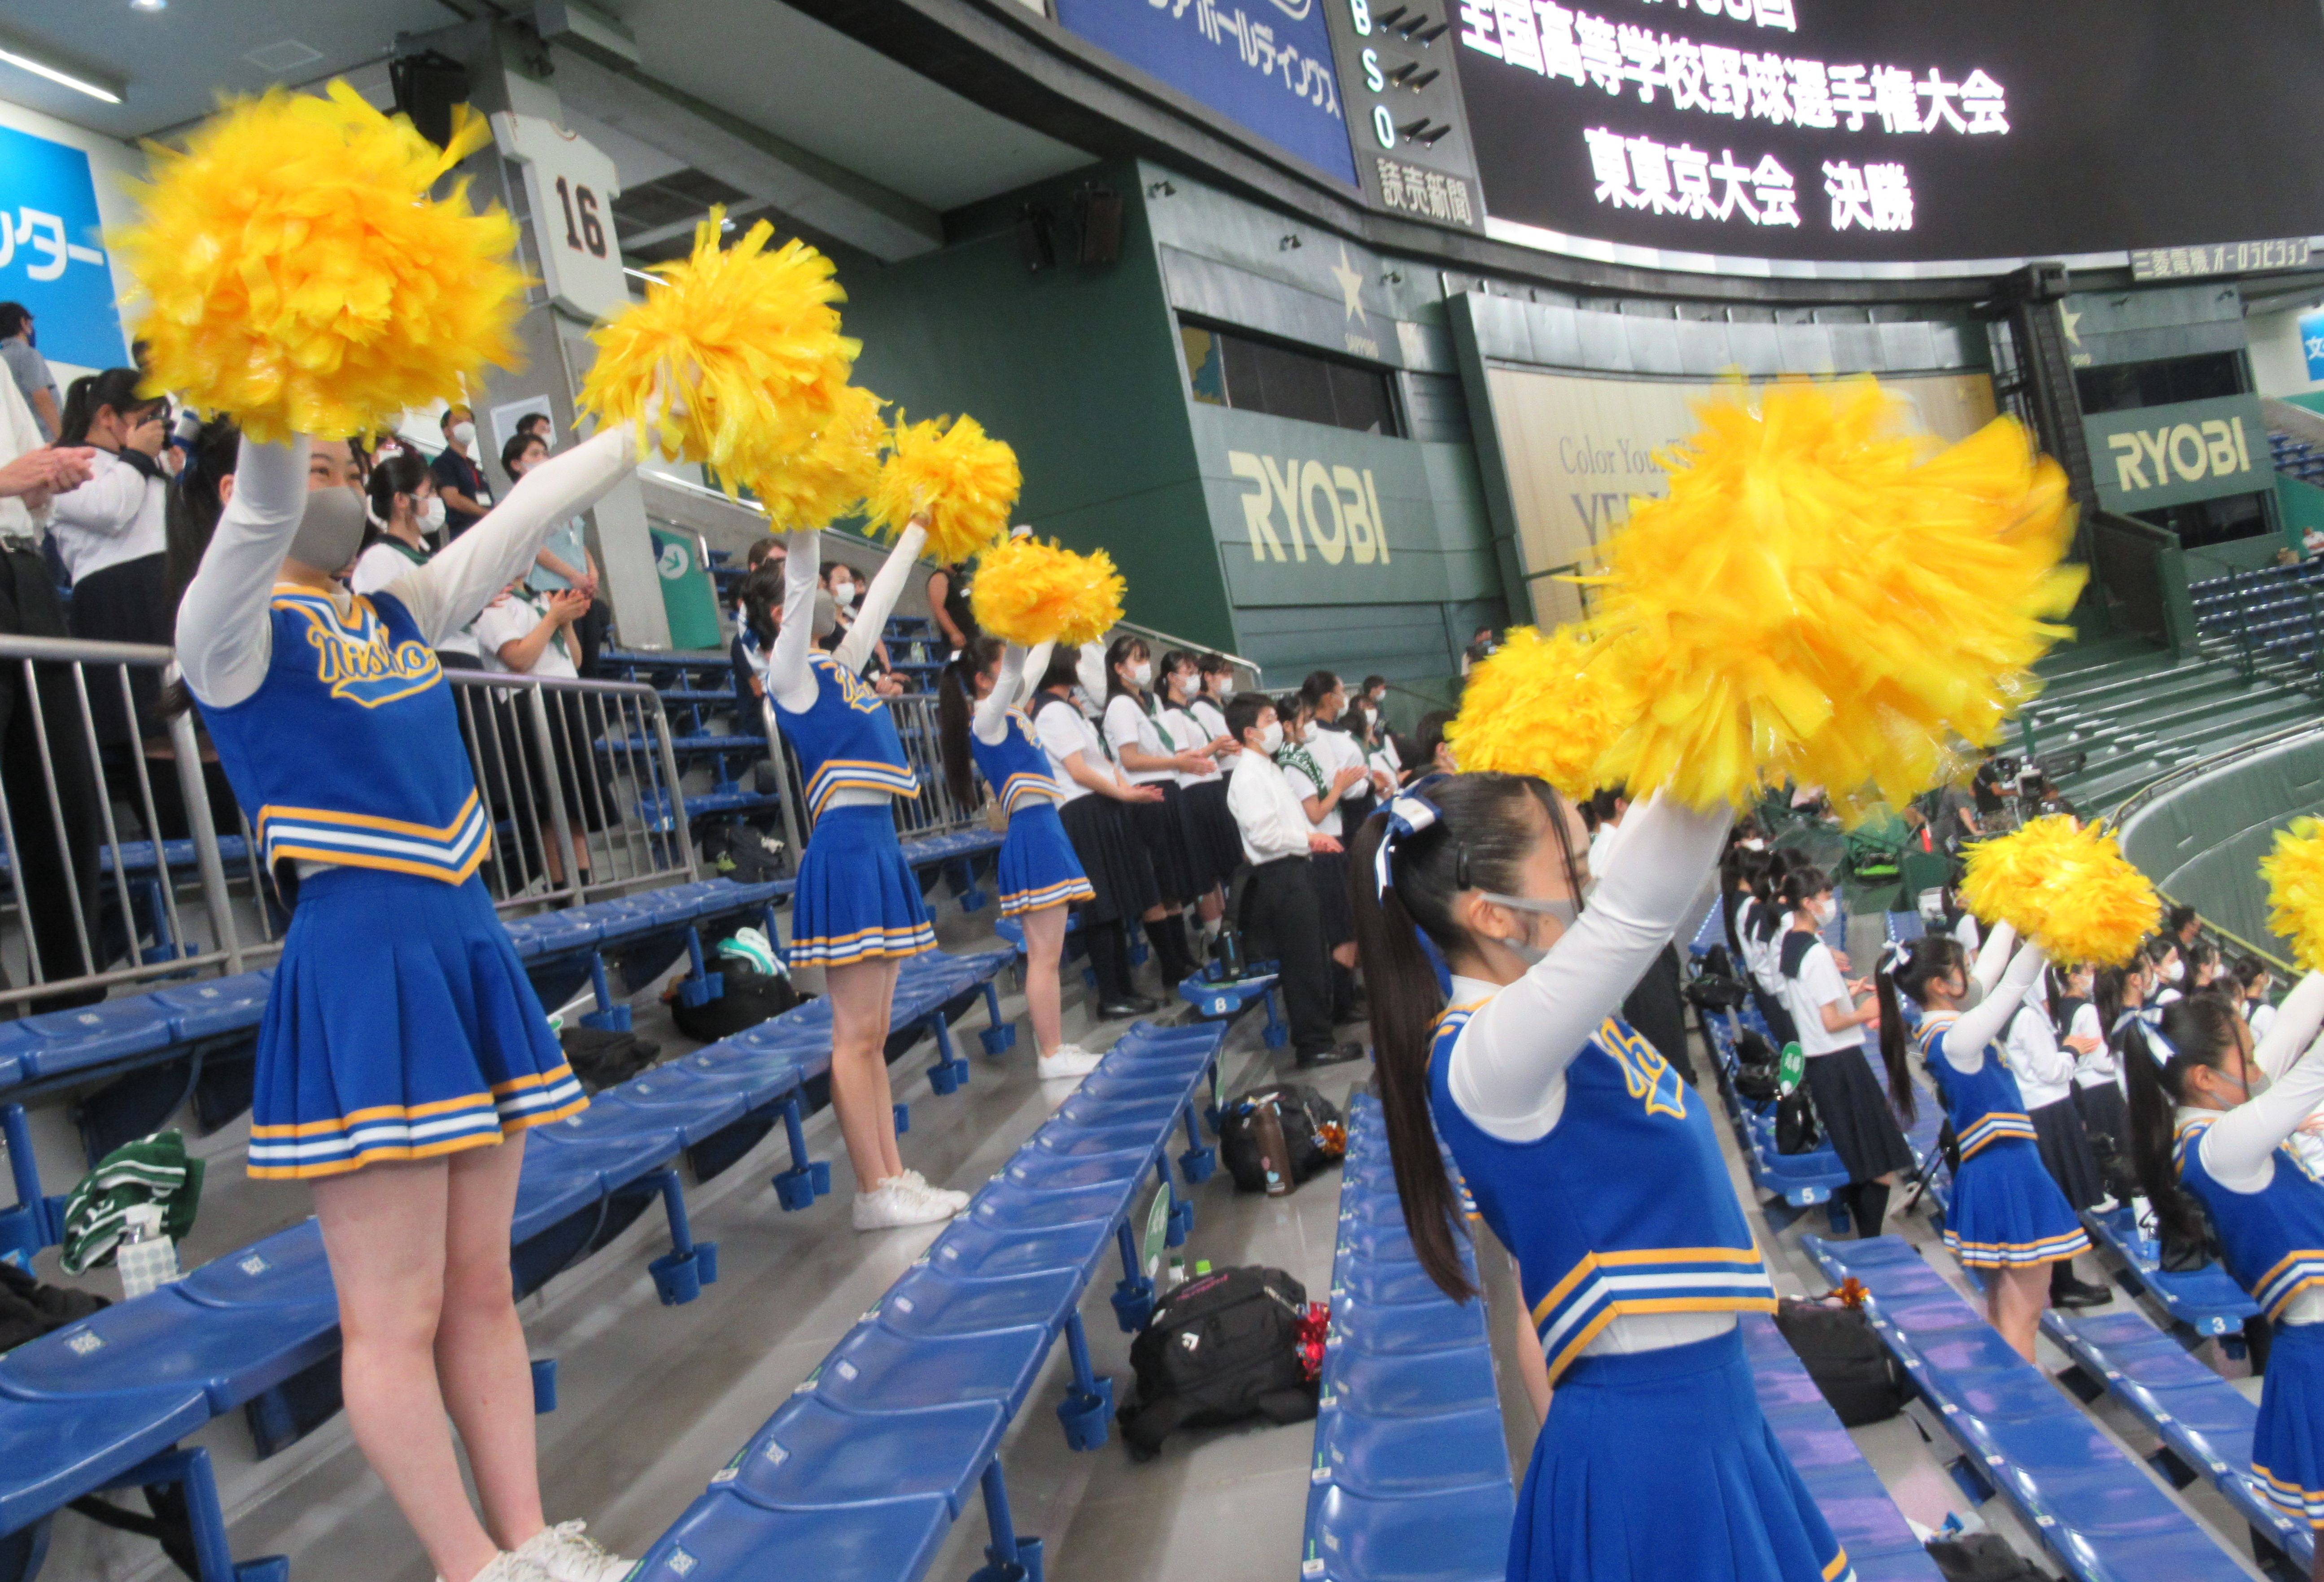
[1197,885,1223,926]
[826,956,905,1189]
[311,1157,498,1582]
[1985,1263,2050,1362]
[435,1136,546,1553]
[1020,904,1067,1058]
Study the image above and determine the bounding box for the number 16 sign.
[489,112,628,322]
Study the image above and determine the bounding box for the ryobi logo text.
[2105,415,2251,495]
[1226,451,1390,565]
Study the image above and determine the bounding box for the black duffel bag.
[1117,1266,1318,1456]
[1733,1028,1781,1105]
[665,964,808,1043]
[1773,1293,1910,1426]
[1217,1084,1344,1193]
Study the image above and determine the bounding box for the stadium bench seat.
[1804,1235,2245,1581]
[2079,1204,2257,1339]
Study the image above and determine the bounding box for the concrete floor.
[28,900,2286,1581]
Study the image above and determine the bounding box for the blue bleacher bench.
[1805,1234,2245,1582]
[623,1021,1229,1582]
[2078,1203,2258,1342]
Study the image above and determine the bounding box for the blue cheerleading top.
[2176,1115,2324,1321]
[970,707,1062,815]
[200,585,489,888]
[771,652,921,816]
[1429,1004,1776,1384]
[1916,1014,2040,1159]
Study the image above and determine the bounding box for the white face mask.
[2163,958,2185,984]
[1130,661,1153,688]
[451,420,476,449]
[832,582,857,609]
[1218,678,1236,701]
[1256,722,1284,756]
[417,495,446,531]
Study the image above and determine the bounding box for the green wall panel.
[2118,728,2324,961]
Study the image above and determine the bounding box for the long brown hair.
[2125,996,2245,1246]
[936,635,1005,808]
[1345,772,1583,1302]
[1873,934,1966,1127]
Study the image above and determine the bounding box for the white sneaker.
[511,1523,630,1582]
[2090,1194,2120,1215]
[439,1552,553,1582]
[852,1179,956,1230]
[1038,1044,1103,1080]
[897,1169,970,1213]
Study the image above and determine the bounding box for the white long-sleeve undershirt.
[177,424,636,708]
[1444,794,1733,1144]
[974,643,1026,745]
[1929,942,2048,1076]
[767,523,926,716]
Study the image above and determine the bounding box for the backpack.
[1773,1292,1910,1426]
[1218,1085,1344,1193]
[1925,1532,2054,1581]
[1117,1266,1318,1456]
[559,1025,663,1093]
[0,1259,106,1355]
[666,964,808,1042]
[700,821,789,884]
[1775,1087,1820,1154]
[1732,1029,1781,1105]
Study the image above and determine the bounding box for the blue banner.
[1055,0,1357,185]
[0,122,123,372]
[2303,309,2324,384]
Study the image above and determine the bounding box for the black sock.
[1145,914,1194,983]
[1852,1181,1890,1240]
[2050,1258,2080,1296]
[1088,920,1133,1001]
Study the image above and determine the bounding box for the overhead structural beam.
[546,41,943,261]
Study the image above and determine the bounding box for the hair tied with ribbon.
[1876,938,1911,979]
[1374,782,1446,900]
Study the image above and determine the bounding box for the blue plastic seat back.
[1321,1347,1499,1420]
[178,1220,334,1310]
[871,1264,1081,1338]
[524,1123,675,1191]
[807,1320,1050,1417]
[922,1217,1112,1282]
[16,996,175,1077]
[1303,1482,1515,1582]
[595,1073,750,1147]
[1330,1292,1488,1358]
[1312,1406,1511,1500]
[996,1143,1155,1191]
[721,1394,1004,1516]
[965,1176,1139,1234]
[151,970,275,1041]
[628,1487,952,1582]
[0,1286,336,1412]
[0,1384,213,1537]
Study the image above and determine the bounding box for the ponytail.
[936,636,1003,809]
[2126,997,2242,1249]
[1873,933,1966,1127]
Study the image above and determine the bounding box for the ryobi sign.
[2083,394,2267,515]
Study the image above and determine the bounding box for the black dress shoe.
[2050,1275,2114,1309]
[1296,1041,1368,1069]
[1127,992,1162,1013]
[1096,998,1147,1019]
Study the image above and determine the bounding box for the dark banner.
[1454,0,2324,262]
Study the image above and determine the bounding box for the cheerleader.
[1100,635,1205,986]
[2000,962,2112,1307]
[1351,778,1847,1582]
[764,520,970,1232]
[175,426,647,1582]
[1158,648,1239,941]
[1775,865,1912,1239]
[1875,926,2088,1360]
[1031,645,1165,1017]
[937,636,1101,1079]
[2123,982,2324,1565]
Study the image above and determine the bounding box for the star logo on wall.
[2060,306,2083,345]
[1330,244,1367,328]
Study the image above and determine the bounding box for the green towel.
[59,1130,203,1276]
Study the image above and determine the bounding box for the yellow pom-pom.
[1584,378,2085,816]
[578,209,857,494]
[1443,625,1625,799]
[970,537,1125,647]
[117,82,525,443]
[2262,818,2324,971]
[1960,816,2158,967]
[750,385,887,532]
[870,414,1020,562]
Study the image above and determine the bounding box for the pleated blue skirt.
[248,868,581,1180]
[790,803,937,967]
[1941,1136,2091,1269]
[2254,1320,2324,1528]
[1513,1328,1848,1582]
[996,801,1094,917]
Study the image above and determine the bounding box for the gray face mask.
[288,488,366,575]
[1480,891,1580,969]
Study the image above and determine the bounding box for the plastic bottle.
[1250,1101,1293,1197]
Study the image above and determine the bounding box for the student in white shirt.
[2000,962,2113,1307]
[1101,634,1208,987]
[1190,651,1236,741]
[1031,646,1165,1017]
[51,368,172,749]
[354,453,481,669]
[1275,692,1368,1016]
[472,578,599,886]
[1223,693,1361,1069]
[2237,957,2280,1043]
[1776,865,1911,1238]
[1158,648,1238,942]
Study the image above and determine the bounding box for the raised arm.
[1449,794,1732,1138]
[2253,970,2324,1079]
[174,437,312,708]
[1940,942,2046,1074]
[834,519,927,676]
[767,529,824,713]
[1017,642,1054,708]
[2200,1030,2324,1190]
[1970,918,2017,996]
[974,643,1025,744]
[388,422,634,645]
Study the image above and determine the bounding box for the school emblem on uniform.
[281,593,442,708]
[1599,1018,1686,1119]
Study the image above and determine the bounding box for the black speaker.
[1017,204,1057,274]
[1075,183,1123,266]
[390,51,472,150]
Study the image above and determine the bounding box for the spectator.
[1415,707,1456,775]
[2167,904,2202,950]
[516,410,553,446]
[1460,624,1498,675]
[51,369,173,755]
[352,453,481,670]
[730,561,784,717]
[0,370,99,1005]
[925,555,979,658]
[1361,673,1389,712]
[1970,748,2010,821]
[0,303,61,441]
[428,404,491,539]
[473,577,603,886]
[1223,692,1362,1069]
[819,559,901,695]
[505,432,605,676]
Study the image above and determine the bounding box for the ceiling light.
[0,44,123,103]
[131,0,167,12]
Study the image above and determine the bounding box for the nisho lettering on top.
[1225,451,1391,565]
